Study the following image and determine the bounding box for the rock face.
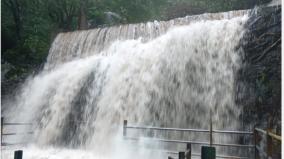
[238,6,281,131]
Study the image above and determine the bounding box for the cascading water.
[2,10,249,159]
[45,10,247,69]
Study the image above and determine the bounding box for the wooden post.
[209,110,213,146]
[1,117,3,147]
[266,117,273,158]
[14,150,23,159]
[123,120,127,137]
[185,143,191,159]
[179,152,185,159]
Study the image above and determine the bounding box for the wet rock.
[237,5,281,131]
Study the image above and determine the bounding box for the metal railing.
[1,117,281,158]
[254,127,281,159]
[123,120,281,159]
[123,120,254,159]
[1,117,33,146]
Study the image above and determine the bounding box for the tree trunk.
[78,0,88,30]
[64,15,73,31]
[6,0,22,40]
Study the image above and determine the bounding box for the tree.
[46,0,80,31]
[78,0,88,30]
[3,0,23,40]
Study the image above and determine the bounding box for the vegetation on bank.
[1,0,271,88]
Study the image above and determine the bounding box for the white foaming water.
[2,13,248,159]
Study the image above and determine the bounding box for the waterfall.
[45,10,247,69]
[3,10,249,159]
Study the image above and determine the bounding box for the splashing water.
[2,12,248,159]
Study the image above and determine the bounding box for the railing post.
[123,120,127,137]
[14,150,23,159]
[1,117,3,147]
[185,143,191,159]
[254,125,260,159]
[179,152,185,159]
[267,117,273,158]
[210,110,213,146]
[201,146,216,159]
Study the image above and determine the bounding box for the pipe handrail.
[2,132,34,136]
[192,153,249,159]
[164,151,249,159]
[130,147,249,159]
[3,122,33,126]
[268,131,281,141]
[125,137,255,148]
[1,142,29,146]
[212,130,253,135]
[255,127,281,141]
[125,136,208,145]
[126,125,209,132]
[126,125,253,134]
[255,127,266,134]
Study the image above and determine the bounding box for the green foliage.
[46,0,80,30]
